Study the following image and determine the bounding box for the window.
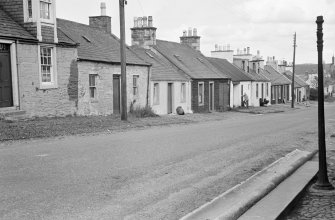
[271,86,275,100]
[28,0,32,18]
[198,82,204,105]
[153,83,159,105]
[256,83,259,98]
[89,74,97,98]
[181,83,186,102]
[266,83,269,96]
[133,75,139,96]
[253,63,256,71]
[242,61,245,71]
[40,47,53,83]
[40,0,52,20]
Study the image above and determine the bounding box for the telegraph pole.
[313,16,334,190]
[119,0,127,121]
[291,32,296,108]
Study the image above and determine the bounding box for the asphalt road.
[1,104,335,220]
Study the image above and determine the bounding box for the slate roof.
[207,57,253,82]
[249,69,271,82]
[264,65,292,85]
[57,19,148,66]
[282,71,309,88]
[0,9,36,41]
[154,40,230,79]
[132,46,189,81]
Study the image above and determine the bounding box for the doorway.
[167,83,173,114]
[209,82,214,111]
[113,75,120,114]
[0,43,13,108]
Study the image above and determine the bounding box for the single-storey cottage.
[130,16,231,113]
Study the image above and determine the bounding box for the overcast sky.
[56,0,335,64]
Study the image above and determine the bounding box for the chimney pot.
[215,44,218,51]
[193,28,197,36]
[134,17,138,27]
[188,27,192,36]
[227,44,230,50]
[148,16,153,27]
[137,17,143,27]
[143,16,148,27]
[244,48,247,54]
[101,2,106,16]
[273,56,275,60]
[257,50,260,56]
[247,47,250,54]
[183,30,187,37]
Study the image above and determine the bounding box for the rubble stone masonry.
[18,44,78,117]
[77,61,149,115]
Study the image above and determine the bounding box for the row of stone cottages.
[0,1,308,118]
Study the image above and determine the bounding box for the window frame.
[153,83,160,105]
[198,82,204,106]
[133,75,139,96]
[38,45,57,89]
[89,74,98,99]
[40,0,53,22]
[23,0,34,22]
[256,83,259,98]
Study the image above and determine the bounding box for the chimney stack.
[227,44,230,51]
[131,16,157,48]
[89,2,112,33]
[180,27,201,51]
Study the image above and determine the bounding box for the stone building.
[0,1,149,118]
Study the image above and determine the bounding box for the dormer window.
[40,0,52,20]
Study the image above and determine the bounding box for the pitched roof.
[57,18,148,66]
[131,46,189,81]
[207,57,253,82]
[282,71,309,88]
[249,69,271,82]
[0,9,36,41]
[154,40,230,79]
[264,65,292,85]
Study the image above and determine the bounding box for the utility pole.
[291,32,296,108]
[313,16,334,190]
[119,0,127,121]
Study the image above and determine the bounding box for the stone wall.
[18,43,78,117]
[77,61,149,115]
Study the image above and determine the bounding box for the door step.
[0,108,27,121]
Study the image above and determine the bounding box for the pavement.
[283,149,335,220]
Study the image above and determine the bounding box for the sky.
[56,0,335,64]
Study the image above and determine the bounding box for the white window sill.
[39,83,58,90]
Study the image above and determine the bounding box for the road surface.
[1,104,335,220]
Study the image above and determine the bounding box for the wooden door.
[113,75,120,114]
[167,83,173,114]
[0,44,13,108]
